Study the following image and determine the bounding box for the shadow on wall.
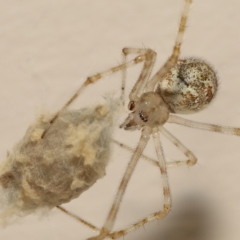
[148,194,215,240]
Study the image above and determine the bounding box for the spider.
[48,0,240,239]
[0,0,239,240]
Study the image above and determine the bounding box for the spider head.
[120,92,170,130]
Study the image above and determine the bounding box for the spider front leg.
[107,128,171,239]
[122,48,156,102]
[41,52,149,138]
[88,127,151,240]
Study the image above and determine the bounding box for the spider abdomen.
[158,58,218,114]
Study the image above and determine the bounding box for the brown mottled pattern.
[158,58,218,113]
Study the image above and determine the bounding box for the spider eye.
[128,101,135,111]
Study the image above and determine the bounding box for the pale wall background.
[0,0,240,240]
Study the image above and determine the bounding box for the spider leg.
[87,127,151,240]
[107,128,171,239]
[112,139,159,167]
[122,48,157,101]
[160,126,197,167]
[146,0,192,91]
[56,206,100,233]
[41,53,150,138]
[168,115,240,136]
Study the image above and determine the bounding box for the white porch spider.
[0,0,239,240]
[51,0,240,239]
